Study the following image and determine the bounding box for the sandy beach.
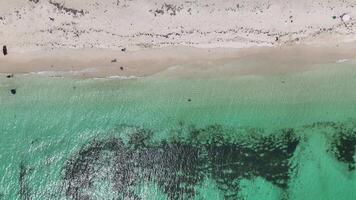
[0,0,356,79]
[1,41,356,78]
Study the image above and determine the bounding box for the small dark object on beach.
[332,16,337,19]
[3,45,7,55]
[10,89,16,95]
[111,59,117,63]
[188,98,191,102]
[121,48,126,52]
[275,36,279,41]
[120,66,124,70]
[6,74,14,78]
[49,17,55,21]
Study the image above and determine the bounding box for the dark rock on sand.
[10,89,16,95]
[3,45,7,55]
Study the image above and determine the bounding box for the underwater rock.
[61,126,299,199]
[18,162,31,200]
[331,133,356,171]
[207,128,298,198]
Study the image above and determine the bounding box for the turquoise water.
[1,61,356,199]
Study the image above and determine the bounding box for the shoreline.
[1,41,356,79]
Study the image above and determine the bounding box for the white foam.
[28,68,97,77]
[107,75,141,79]
[92,76,141,80]
[336,59,349,63]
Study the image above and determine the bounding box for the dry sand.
[0,0,356,51]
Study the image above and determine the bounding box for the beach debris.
[3,45,7,55]
[332,16,337,19]
[341,13,351,22]
[28,0,39,3]
[289,15,293,23]
[120,66,124,70]
[6,74,14,78]
[10,89,16,95]
[121,48,126,52]
[187,98,191,102]
[49,17,55,21]
[49,0,85,16]
[149,3,182,16]
[111,59,117,63]
[275,36,279,41]
[340,13,351,28]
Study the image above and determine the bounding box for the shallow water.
[1,61,356,199]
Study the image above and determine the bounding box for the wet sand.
[1,41,356,78]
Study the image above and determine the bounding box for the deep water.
[1,63,356,200]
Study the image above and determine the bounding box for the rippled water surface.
[1,62,356,199]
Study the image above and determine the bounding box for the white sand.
[0,0,355,52]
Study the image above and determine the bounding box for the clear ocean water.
[1,61,356,199]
